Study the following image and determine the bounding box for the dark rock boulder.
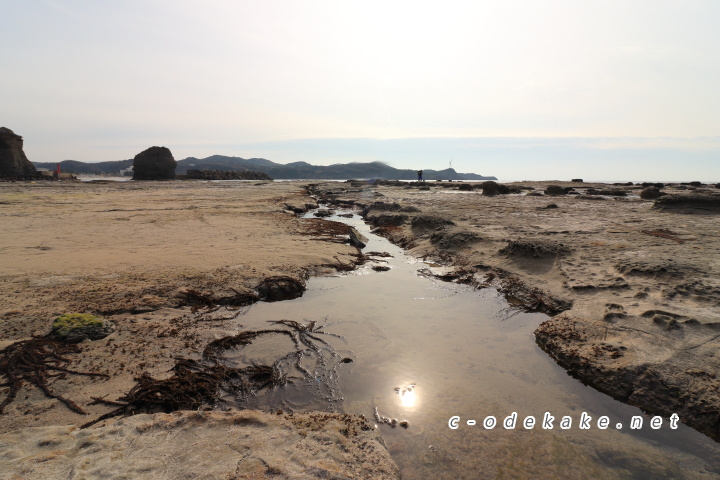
[0,127,37,177]
[481,181,499,195]
[458,183,473,191]
[132,146,176,180]
[256,276,305,302]
[348,228,368,248]
[480,181,511,196]
[640,187,665,199]
[571,178,583,183]
[544,185,566,196]
[313,209,335,218]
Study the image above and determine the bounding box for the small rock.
[544,185,566,196]
[256,276,305,302]
[640,187,665,199]
[49,313,114,343]
[480,181,511,195]
[349,228,368,248]
[313,209,335,218]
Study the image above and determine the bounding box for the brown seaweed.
[84,320,348,428]
[82,359,284,428]
[0,337,108,415]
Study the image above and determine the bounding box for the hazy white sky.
[3,1,719,180]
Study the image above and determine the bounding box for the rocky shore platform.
[0,410,398,479]
[309,179,720,443]
[2,178,719,478]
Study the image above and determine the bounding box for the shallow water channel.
[223,210,719,479]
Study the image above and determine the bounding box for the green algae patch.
[53,313,103,333]
[50,313,113,343]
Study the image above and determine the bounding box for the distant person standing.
[417,169,423,182]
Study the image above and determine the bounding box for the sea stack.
[0,127,37,177]
[132,146,176,180]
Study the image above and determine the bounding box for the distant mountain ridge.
[33,159,134,174]
[34,155,496,181]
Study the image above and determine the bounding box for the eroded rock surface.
[535,313,720,441]
[307,180,720,443]
[0,410,400,480]
[654,193,720,212]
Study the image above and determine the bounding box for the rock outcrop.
[0,127,37,177]
[535,313,720,443]
[132,146,176,180]
[410,215,455,232]
[654,194,720,211]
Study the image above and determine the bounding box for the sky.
[2,0,719,181]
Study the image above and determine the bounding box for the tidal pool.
[222,211,720,479]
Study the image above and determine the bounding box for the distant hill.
[33,159,133,174]
[34,155,496,181]
[178,155,495,180]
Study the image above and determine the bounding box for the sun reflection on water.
[396,383,417,408]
